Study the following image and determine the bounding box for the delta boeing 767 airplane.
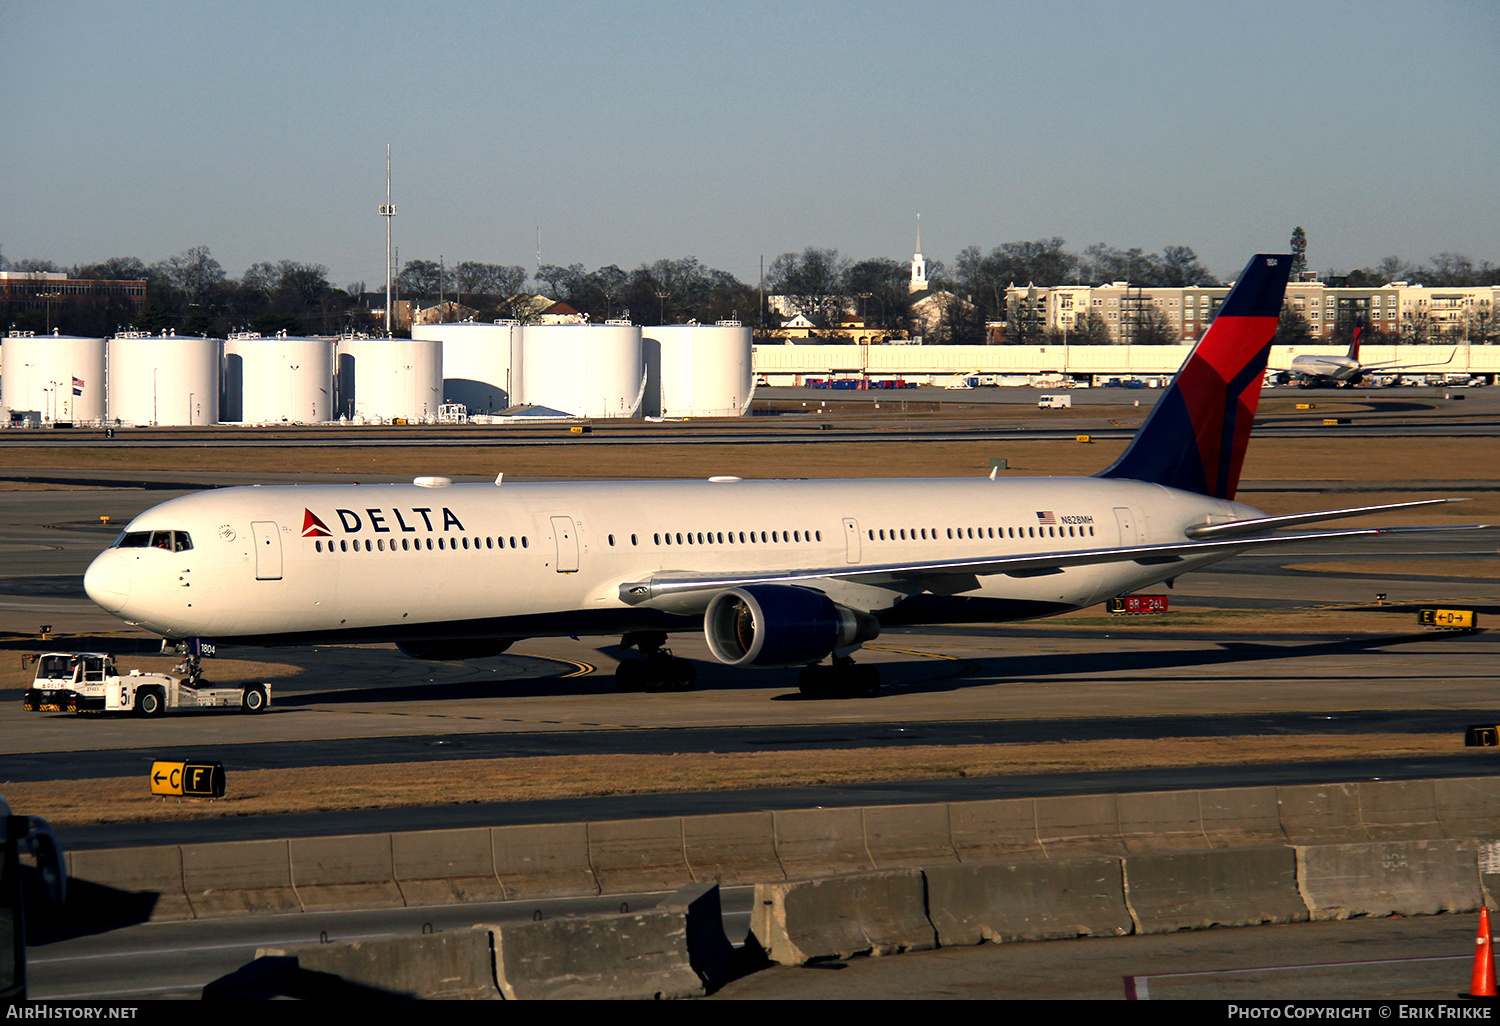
[82,254,1474,696]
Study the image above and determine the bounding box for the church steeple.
[909,213,928,293]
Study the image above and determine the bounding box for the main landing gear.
[614,631,697,693]
[798,654,880,699]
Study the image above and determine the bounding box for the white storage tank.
[106,331,221,426]
[2,330,107,424]
[222,333,335,423]
[412,320,522,413]
[334,336,442,423]
[520,321,644,418]
[642,321,754,418]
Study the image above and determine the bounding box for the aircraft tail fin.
[1097,253,1293,500]
[1347,315,1365,361]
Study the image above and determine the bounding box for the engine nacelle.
[704,585,879,667]
[396,639,514,661]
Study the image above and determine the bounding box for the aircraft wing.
[618,519,1489,604]
[1359,348,1457,371]
[1184,498,1467,540]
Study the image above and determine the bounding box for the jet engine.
[395,639,514,661]
[703,584,879,667]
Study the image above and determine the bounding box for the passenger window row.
[649,529,822,547]
[866,525,1097,541]
[314,535,528,554]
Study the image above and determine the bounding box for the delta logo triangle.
[302,509,332,537]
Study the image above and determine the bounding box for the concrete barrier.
[683,811,783,885]
[588,816,690,894]
[1035,793,1125,857]
[1357,779,1441,841]
[863,803,958,867]
[1198,786,1284,848]
[750,869,935,965]
[491,822,597,898]
[1118,790,1206,852]
[250,930,499,999]
[772,806,871,879]
[289,833,402,911]
[392,827,505,906]
[485,908,705,999]
[1435,776,1500,838]
[924,858,1131,947]
[1123,847,1306,933]
[1277,782,1366,843]
[62,776,1498,929]
[67,845,192,921]
[1477,840,1500,909]
[1297,839,1482,919]
[660,882,737,990]
[183,839,297,917]
[949,797,1045,861]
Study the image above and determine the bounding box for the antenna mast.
[380,145,397,336]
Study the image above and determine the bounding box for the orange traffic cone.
[1470,906,1497,998]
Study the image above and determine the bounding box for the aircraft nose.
[84,552,130,614]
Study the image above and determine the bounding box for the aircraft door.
[842,518,861,563]
[551,516,579,573]
[251,521,283,580]
[1113,507,1141,547]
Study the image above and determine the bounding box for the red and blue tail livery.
[1099,253,1292,500]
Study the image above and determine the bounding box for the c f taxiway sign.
[150,760,225,798]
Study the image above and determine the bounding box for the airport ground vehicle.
[21,651,269,716]
[1037,394,1072,409]
[21,651,115,712]
[104,670,269,716]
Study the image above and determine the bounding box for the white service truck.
[1037,394,1073,409]
[21,651,269,717]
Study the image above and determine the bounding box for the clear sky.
[3,0,1497,288]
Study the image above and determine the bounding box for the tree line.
[2,238,1495,341]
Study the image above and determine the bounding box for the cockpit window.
[118,530,191,551]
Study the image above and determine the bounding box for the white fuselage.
[1289,354,1361,382]
[83,476,1260,647]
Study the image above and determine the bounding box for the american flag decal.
[1036,511,1057,525]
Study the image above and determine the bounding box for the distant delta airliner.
[83,254,1477,695]
[1285,315,1456,386]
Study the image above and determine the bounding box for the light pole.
[39,290,62,333]
[380,145,397,338]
